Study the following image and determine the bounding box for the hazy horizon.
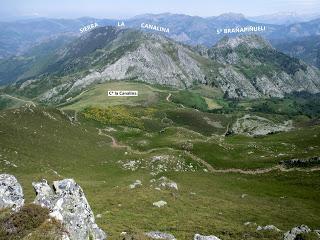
[1,0,320,21]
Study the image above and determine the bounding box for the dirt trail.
[97,128,320,175]
[185,152,320,174]
[98,129,126,148]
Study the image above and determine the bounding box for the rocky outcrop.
[280,156,320,168]
[284,225,311,240]
[152,200,167,208]
[230,114,293,136]
[129,180,142,189]
[145,231,176,240]
[194,234,221,240]
[154,176,178,191]
[256,225,281,231]
[32,179,106,240]
[0,174,24,211]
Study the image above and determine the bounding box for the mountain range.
[249,12,320,25]
[1,12,320,59]
[1,25,320,103]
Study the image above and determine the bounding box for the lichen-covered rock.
[194,234,221,240]
[145,231,176,240]
[0,174,24,211]
[32,179,106,240]
[152,200,167,208]
[257,225,281,231]
[156,176,178,191]
[129,180,142,189]
[284,225,311,240]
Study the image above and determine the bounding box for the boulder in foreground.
[0,174,24,211]
[33,179,106,240]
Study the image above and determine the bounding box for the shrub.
[0,204,50,239]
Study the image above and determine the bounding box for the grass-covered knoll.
[165,109,230,135]
[60,81,163,111]
[170,90,208,111]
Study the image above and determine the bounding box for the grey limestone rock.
[283,225,311,240]
[0,174,24,211]
[257,225,281,231]
[194,234,221,240]
[145,231,176,240]
[156,176,178,191]
[32,179,106,240]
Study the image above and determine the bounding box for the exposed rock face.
[216,66,262,99]
[32,179,106,240]
[231,114,293,136]
[194,234,221,240]
[145,231,176,240]
[0,174,24,211]
[283,225,311,240]
[209,35,320,99]
[94,42,206,88]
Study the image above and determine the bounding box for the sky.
[1,0,320,20]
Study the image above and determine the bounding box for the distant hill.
[249,12,320,25]
[272,36,320,68]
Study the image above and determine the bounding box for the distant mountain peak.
[214,13,246,21]
[215,34,273,49]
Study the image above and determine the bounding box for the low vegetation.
[0,204,63,240]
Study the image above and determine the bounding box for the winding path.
[97,128,320,175]
[98,129,126,148]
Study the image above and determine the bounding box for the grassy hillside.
[1,81,320,239]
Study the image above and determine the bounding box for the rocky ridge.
[209,35,320,99]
